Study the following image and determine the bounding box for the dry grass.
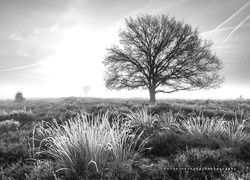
[35,112,148,178]
[216,118,250,150]
[178,113,250,149]
[178,114,223,145]
[125,107,158,128]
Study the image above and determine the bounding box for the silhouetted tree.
[103,14,224,103]
[15,91,25,102]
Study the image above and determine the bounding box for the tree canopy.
[103,14,224,103]
[15,91,25,103]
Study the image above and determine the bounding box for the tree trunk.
[149,87,156,104]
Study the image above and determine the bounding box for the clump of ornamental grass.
[178,114,224,147]
[177,113,250,150]
[35,112,148,178]
[126,107,158,129]
[216,118,250,150]
[108,120,148,164]
[125,108,159,148]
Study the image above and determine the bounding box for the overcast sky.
[0,0,249,100]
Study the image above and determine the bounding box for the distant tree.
[15,91,25,102]
[103,14,224,103]
[237,95,244,101]
[82,85,90,97]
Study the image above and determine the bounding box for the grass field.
[0,97,250,179]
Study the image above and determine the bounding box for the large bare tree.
[103,14,224,103]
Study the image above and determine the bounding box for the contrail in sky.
[210,2,249,34]
[200,23,250,36]
[218,15,250,49]
[0,61,45,72]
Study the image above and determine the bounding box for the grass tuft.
[178,114,223,147]
[36,112,148,178]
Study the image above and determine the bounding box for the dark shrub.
[145,130,188,157]
[238,142,250,162]
[0,110,35,127]
[0,120,20,135]
[0,142,30,165]
[0,130,31,165]
[172,147,235,168]
[3,160,33,180]
[168,147,239,180]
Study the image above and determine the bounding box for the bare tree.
[103,14,224,103]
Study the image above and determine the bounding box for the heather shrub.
[0,129,31,143]
[148,103,172,114]
[169,147,239,179]
[0,128,32,167]
[145,129,187,157]
[0,110,35,127]
[0,137,30,165]
[106,161,139,180]
[223,172,250,180]
[132,157,170,179]
[24,160,57,180]
[2,160,33,180]
[172,148,234,168]
[0,119,20,135]
[238,141,250,161]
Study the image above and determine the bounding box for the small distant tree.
[238,95,244,100]
[15,91,25,102]
[103,14,224,103]
[82,85,90,97]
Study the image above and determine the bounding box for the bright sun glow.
[44,27,98,82]
[38,26,119,97]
